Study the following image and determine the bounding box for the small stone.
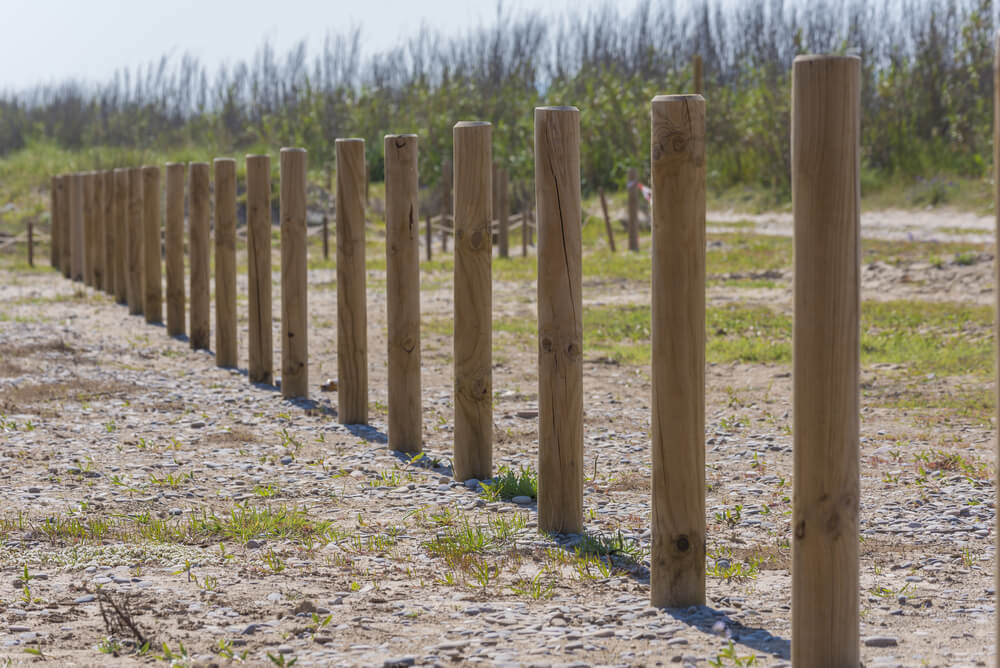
[168,508,183,516]
[511,495,533,505]
[383,658,415,668]
[246,540,264,549]
[266,592,283,602]
[190,421,206,429]
[8,626,30,633]
[276,644,294,654]
[863,636,899,647]
[73,595,96,604]
[464,478,481,490]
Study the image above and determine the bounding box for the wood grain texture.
[384,134,422,453]
[93,171,105,290]
[246,155,273,385]
[83,171,96,287]
[452,122,493,480]
[70,173,84,282]
[58,175,71,278]
[534,106,583,534]
[112,169,129,303]
[627,166,639,252]
[214,158,238,367]
[165,163,186,336]
[791,54,861,667]
[336,139,369,424]
[101,171,115,294]
[650,94,706,608]
[126,168,144,315]
[280,148,309,398]
[142,166,162,324]
[189,162,211,350]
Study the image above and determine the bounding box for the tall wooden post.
[453,121,493,480]
[26,221,33,267]
[102,170,115,294]
[70,173,84,281]
[598,188,617,252]
[142,166,162,324]
[650,94,706,608]
[627,167,639,252]
[521,194,529,258]
[336,139,369,424]
[214,158,238,367]
[385,134,422,453]
[534,106,583,533]
[58,175,71,278]
[126,167,144,315]
[791,55,860,666]
[247,155,273,385]
[693,55,703,95]
[165,163,186,336]
[280,148,309,399]
[425,212,432,261]
[49,176,59,270]
[113,169,129,303]
[495,164,509,258]
[83,171,96,287]
[189,162,211,350]
[93,170,105,290]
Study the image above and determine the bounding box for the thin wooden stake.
[58,174,71,278]
[189,162,211,349]
[142,166,162,324]
[650,94,706,608]
[535,106,583,533]
[113,169,128,303]
[26,221,33,267]
[126,167,144,315]
[83,171,96,287]
[93,170,105,290]
[425,211,432,261]
[247,155,273,385]
[49,176,59,270]
[598,187,616,252]
[336,138,369,424]
[214,158,238,367]
[102,171,115,294]
[496,164,509,258]
[165,163,186,336]
[791,54,861,666]
[70,172,84,282]
[280,148,309,399]
[385,134,422,453]
[453,121,493,481]
[627,167,639,252]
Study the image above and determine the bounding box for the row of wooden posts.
[45,56,858,664]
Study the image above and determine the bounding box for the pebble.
[511,495,533,505]
[864,636,899,647]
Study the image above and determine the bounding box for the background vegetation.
[0,0,995,207]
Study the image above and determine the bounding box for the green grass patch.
[479,465,538,501]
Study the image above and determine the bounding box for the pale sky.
[1,0,642,90]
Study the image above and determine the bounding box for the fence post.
[385,134,422,453]
[336,139,369,424]
[49,176,59,270]
[247,155,273,385]
[58,175,71,278]
[495,164,509,258]
[165,163,186,336]
[93,170,105,290]
[189,162,211,349]
[280,148,309,399]
[101,171,114,294]
[521,194,529,257]
[142,166,162,324]
[26,221,33,268]
[650,94,706,608]
[453,121,493,481]
[627,167,639,252]
[113,169,129,303]
[126,167,144,315]
[535,106,583,533]
[83,171,96,287]
[791,54,861,665]
[598,188,617,252]
[214,158,238,367]
[70,173,84,281]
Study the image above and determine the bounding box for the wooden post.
[598,188,617,252]
[336,139,369,424]
[521,196,529,257]
[322,213,330,260]
[214,158,238,367]
[425,211,432,261]
[93,170,105,290]
[627,167,639,252]
[535,106,583,533]
[791,55,861,666]
[384,134,422,453]
[83,171,96,287]
[452,122,493,480]
[70,173,84,281]
[441,157,452,223]
[165,163,186,336]
[246,155,273,385]
[112,169,129,303]
[126,167,144,315]
[693,54,703,95]
[49,176,59,270]
[26,221,33,267]
[58,175,71,278]
[495,164,509,258]
[189,162,211,350]
[101,171,115,294]
[650,94,706,608]
[142,166,162,324]
[280,148,309,399]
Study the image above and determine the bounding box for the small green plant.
[708,641,757,667]
[479,465,537,502]
[511,570,555,600]
[263,549,285,573]
[267,653,298,667]
[97,636,123,656]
